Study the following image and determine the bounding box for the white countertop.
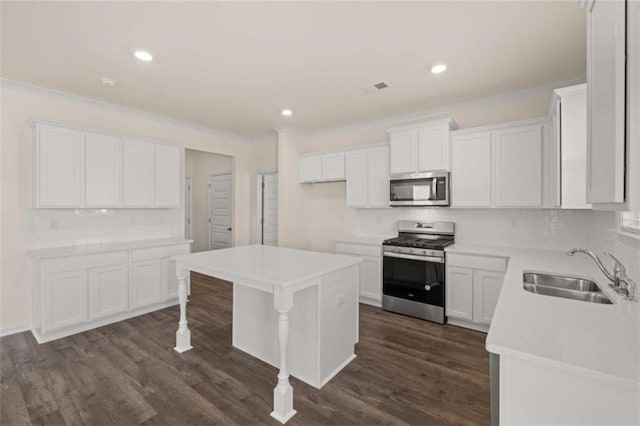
[173,245,362,288]
[335,235,392,246]
[446,243,640,388]
[29,238,193,259]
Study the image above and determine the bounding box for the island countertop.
[446,244,640,389]
[173,244,362,288]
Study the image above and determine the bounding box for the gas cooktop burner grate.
[383,236,454,250]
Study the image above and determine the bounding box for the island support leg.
[174,265,193,353]
[271,288,296,424]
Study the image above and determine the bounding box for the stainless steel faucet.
[567,248,636,300]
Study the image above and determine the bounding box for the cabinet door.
[163,257,179,300]
[389,129,417,174]
[586,0,626,204]
[345,150,368,207]
[298,155,322,183]
[543,103,561,208]
[473,270,504,326]
[367,146,390,207]
[560,88,591,209]
[418,126,448,172]
[493,125,542,207]
[123,139,155,207]
[446,266,473,321]
[450,132,492,207]
[89,264,128,319]
[129,259,162,309]
[321,152,345,181]
[36,125,85,207]
[85,132,122,207]
[360,257,381,303]
[42,269,88,332]
[154,144,180,207]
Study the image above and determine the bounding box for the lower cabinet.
[129,259,162,309]
[89,263,128,320]
[335,240,383,306]
[446,253,507,332]
[31,241,191,342]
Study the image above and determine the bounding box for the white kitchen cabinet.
[473,270,505,326]
[446,252,507,332]
[450,119,545,209]
[123,139,155,207]
[388,118,457,174]
[30,241,191,343]
[129,259,162,309]
[345,146,390,208]
[544,104,561,208]
[335,239,383,306]
[35,124,85,207]
[89,263,128,319]
[321,152,345,181]
[389,129,417,174]
[85,132,122,207]
[446,266,474,321]
[41,269,88,332]
[493,125,542,207]
[298,155,323,183]
[547,84,591,209]
[450,132,492,207]
[154,143,180,207]
[585,0,626,204]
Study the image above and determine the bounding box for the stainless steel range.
[382,221,454,324]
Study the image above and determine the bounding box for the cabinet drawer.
[131,244,190,262]
[336,242,381,257]
[43,251,127,274]
[447,253,507,272]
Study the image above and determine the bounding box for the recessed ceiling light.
[100,77,116,87]
[430,64,447,74]
[281,109,293,117]
[134,50,153,62]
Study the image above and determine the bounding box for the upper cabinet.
[298,152,345,183]
[32,121,181,209]
[345,146,389,208]
[35,125,85,208]
[85,132,122,208]
[585,0,626,204]
[548,84,591,210]
[450,120,545,208]
[388,118,458,174]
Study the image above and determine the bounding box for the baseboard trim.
[319,353,357,388]
[0,323,31,337]
[359,297,382,308]
[447,317,489,333]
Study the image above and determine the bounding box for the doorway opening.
[256,172,278,246]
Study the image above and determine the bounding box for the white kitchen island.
[171,245,362,423]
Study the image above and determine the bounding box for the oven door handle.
[383,252,445,263]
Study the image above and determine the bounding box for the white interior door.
[184,176,193,239]
[260,173,279,246]
[209,173,232,250]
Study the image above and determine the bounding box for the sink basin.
[523,272,599,292]
[523,272,613,304]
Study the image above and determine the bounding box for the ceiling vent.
[362,81,391,94]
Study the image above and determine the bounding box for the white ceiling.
[1,1,585,138]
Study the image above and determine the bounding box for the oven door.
[382,252,445,307]
[389,172,449,206]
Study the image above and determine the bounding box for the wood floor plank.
[0,271,490,425]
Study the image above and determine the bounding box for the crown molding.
[308,77,585,138]
[1,78,251,143]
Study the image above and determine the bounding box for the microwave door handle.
[431,178,437,200]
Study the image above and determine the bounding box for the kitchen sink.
[523,272,613,304]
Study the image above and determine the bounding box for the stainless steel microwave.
[389,171,450,207]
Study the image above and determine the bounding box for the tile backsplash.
[29,209,175,249]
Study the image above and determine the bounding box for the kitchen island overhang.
[171,245,362,424]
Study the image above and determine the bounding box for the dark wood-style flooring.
[1,273,490,425]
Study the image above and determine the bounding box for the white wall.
[185,149,233,252]
[0,81,274,333]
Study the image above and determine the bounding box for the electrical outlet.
[336,293,345,307]
[47,218,58,231]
